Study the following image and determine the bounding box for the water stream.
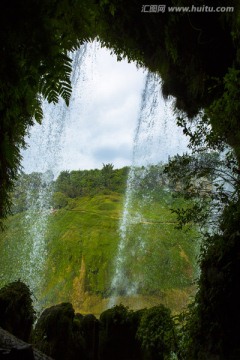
[109,72,189,307]
[17,45,88,305]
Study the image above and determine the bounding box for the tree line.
[10,164,128,214]
[10,155,221,215]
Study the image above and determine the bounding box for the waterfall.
[0,43,193,314]
[109,72,189,307]
[0,41,146,312]
[17,45,88,306]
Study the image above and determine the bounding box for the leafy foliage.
[160,53,240,359]
[31,302,178,360]
[136,304,176,360]
[0,0,96,223]
[96,0,238,116]
[54,164,128,199]
[205,67,240,162]
[164,151,239,232]
[163,80,240,359]
[177,201,240,359]
[9,165,128,214]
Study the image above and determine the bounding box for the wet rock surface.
[0,327,53,360]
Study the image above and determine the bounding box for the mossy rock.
[78,314,100,360]
[32,302,86,360]
[136,304,176,360]
[99,304,143,360]
[0,280,35,341]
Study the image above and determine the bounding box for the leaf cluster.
[136,304,176,359]
[96,0,238,117]
[0,0,96,223]
[164,150,239,232]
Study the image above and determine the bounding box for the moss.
[0,280,35,341]
[136,304,176,360]
[0,191,198,314]
[99,304,143,360]
[31,302,86,360]
[79,314,100,360]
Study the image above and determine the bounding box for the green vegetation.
[164,117,240,358]
[31,302,179,360]
[0,165,199,315]
[31,302,86,360]
[0,280,35,341]
[10,165,128,214]
[99,304,142,360]
[42,192,123,307]
[136,305,176,360]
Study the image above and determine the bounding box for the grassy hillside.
[0,181,199,315]
[43,193,122,307]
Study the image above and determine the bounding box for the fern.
[32,97,43,124]
[38,52,73,106]
[58,80,72,106]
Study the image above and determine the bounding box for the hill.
[0,166,199,315]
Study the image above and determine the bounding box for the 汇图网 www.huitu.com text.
[141,5,234,13]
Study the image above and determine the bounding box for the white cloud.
[21,42,189,176]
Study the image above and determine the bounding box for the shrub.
[136,305,176,360]
[99,304,143,360]
[32,302,86,360]
[0,280,35,341]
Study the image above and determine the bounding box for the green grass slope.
[43,193,122,307]
[0,190,199,315]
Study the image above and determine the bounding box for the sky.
[21,42,189,176]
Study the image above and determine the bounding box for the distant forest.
[10,163,180,214]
